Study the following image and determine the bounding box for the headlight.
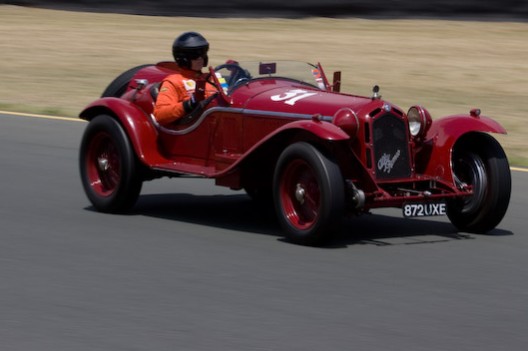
[333,108,359,138]
[407,105,432,139]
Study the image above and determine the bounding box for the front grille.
[372,113,411,179]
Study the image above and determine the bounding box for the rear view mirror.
[259,62,277,75]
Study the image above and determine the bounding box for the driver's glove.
[183,93,211,114]
[183,95,198,113]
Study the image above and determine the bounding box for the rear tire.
[79,115,143,213]
[273,142,345,246]
[447,134,511,233]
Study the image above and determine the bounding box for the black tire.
[273,142,345,246]
[101,64,153,98]
[447,134,511,233]
[79,115,143,213]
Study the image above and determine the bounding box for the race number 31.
[271,89,317,106]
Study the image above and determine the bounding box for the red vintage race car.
[79,60,511,246]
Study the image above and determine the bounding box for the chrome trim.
[150,107,243,135]
[243,108,333,122]
[134,79,149,89]
[150,107,334,135]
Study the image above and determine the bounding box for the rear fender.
[79,98,164,165]
[421,114,507,181]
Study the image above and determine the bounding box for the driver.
[153,32,215,125]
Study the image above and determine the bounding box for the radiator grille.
[372,113,411,179]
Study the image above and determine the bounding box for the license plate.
[403,202,446,218]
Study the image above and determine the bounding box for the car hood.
[237,82,379,118]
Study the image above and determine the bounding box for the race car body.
[79,60,511,245]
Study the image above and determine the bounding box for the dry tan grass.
[1,5,527,164]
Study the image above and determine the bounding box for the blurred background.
[1,1,527,164]
[5,0,528,18]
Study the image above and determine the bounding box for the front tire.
[273,142,345,246]
[79,115,143,213]
[447,134,511,233]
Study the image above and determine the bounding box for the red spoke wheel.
[85,131,121,196]
[274,142,344,246]
[79,115,142,213]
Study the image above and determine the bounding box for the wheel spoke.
[454,153,487,215]
[281,160,320,229]
[87,132,121,196]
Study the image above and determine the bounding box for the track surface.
[1,112,527,350]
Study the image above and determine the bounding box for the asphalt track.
[1,111,527,351]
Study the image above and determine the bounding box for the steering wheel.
[214,63,251,92]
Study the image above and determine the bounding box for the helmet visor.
[186,47,208,60]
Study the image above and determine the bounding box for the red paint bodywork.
[80,61,507,211]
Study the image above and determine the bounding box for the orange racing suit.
[153,67,215,125]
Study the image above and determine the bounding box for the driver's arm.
[153,77,193,125]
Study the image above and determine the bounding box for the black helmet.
[172,32,209,69]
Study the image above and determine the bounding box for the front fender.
[215,119,349,180]
[273,119,350,141]
[421,114,507,181]
[79,98,165,165]
[426,114,506,148]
